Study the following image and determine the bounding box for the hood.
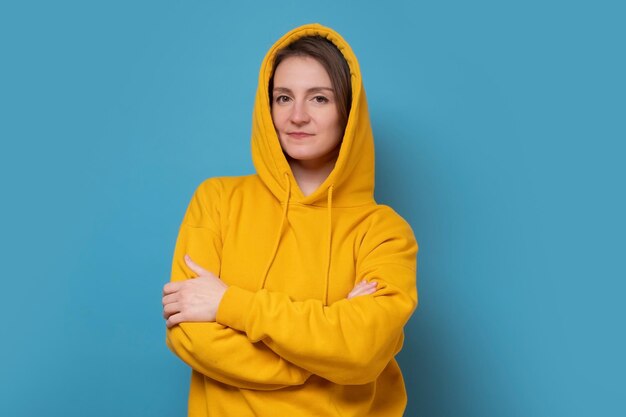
[251,23,375,207]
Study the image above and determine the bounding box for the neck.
[288,153,338,197]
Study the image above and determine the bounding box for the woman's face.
[271,56,343,169]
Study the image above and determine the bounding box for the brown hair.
[269,36,352,129]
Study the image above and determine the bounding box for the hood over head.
[251,23,375,207]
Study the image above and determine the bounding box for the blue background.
[1,1,624,416]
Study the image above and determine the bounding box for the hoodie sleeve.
[216,211,418,385]
[165,179,311,390]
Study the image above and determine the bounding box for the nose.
[289,100,310,125]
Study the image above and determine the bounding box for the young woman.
[162,23,418,417]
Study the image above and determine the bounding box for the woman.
[162,23,418,417]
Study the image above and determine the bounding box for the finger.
[348,287,367,299]
[350,281,371,292]
[347,282,377,299]
[347,281,367,298]
[163,281,182,295]
[166,312,185,328]
[350,280,367,290]
[163,302,181,319]
[347,283,364,297]
[184,254,209,277]
[362,283,377,295]
[353,285,374,297]
[162,293,179,306]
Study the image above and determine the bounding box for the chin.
[282,146,315,161]
[286,153,320,162]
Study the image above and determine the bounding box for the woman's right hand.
[346,280,378,299]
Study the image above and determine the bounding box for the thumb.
[184,254,210,277]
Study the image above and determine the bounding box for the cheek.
[270,108,281,130]
[271,105,290,123]
[328,115,343,143]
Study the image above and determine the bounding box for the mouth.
[286,131,314,139]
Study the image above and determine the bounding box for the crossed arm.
[163,255,378,390]
[162,254,377,327]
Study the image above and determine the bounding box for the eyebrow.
[273,86,335,94]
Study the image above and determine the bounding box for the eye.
[274,95,291,104]
[312,95,329,104]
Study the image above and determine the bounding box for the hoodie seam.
[286,202,376,209]
[360,263,417,273]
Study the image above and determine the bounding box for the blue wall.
[1,1,624,416]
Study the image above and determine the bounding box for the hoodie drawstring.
[258,172,291,290]
[323,185,334,305]
[258,173,334,306]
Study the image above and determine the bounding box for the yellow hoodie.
[166,23,418,417]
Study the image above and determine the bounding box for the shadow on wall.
[373,116,523,417]
[374,120,473,417]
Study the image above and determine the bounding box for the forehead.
[273,56,332,88]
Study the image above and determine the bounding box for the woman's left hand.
[347,280,377,299]
[162,255,228,328]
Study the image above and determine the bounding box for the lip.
[286,132,314,139]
